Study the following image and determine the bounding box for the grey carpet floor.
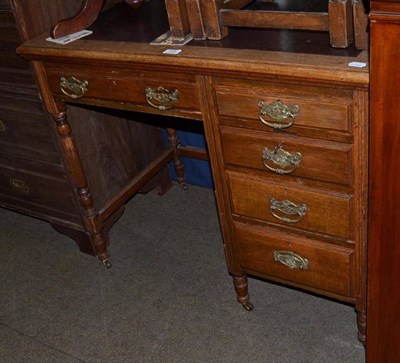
[0,184,365,363]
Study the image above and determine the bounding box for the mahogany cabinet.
[0,0,169,256]
[367,1,400,361]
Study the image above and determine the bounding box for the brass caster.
[242,301,254,311]
[102,259,112,269]
[180,182,188,191]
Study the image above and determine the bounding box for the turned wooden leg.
[166,128,188,190]
[356,309,367,346]
[233,275,254,311]
[53,109,111,268]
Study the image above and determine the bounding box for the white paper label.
[348,61,367,68]
[163,49,182,55]
[46,30,93,45]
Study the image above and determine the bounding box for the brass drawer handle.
[258,100,299,129]
[262,143,302,174]
[274,250,309,270]
[60,76,89,99]
[9,178,29,194]
[145,86,179,110]
[0,120,5,134]
[269,198,307,223]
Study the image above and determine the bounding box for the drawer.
[228,171,352,240]
[0,93,60,163]
[0,157,78,216]
[214,80,353,134]
[234,222,354,298]
[221,126,353,185]
[45,63,201,118]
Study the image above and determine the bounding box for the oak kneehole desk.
[17,3,369,345]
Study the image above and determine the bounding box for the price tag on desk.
[348,62,367,68]
[163,49,182,55]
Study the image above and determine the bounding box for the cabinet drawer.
[0,158,78,216]
[214,80,353,134]
[235,222,353,298]
[45,63,201,118]
[221,126,353,185]
[0,93,59,163]
[228,171,352,240]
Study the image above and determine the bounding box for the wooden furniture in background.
[367,1,400,361]
[197,0,355,47]
[51,0,144,38]
[176,0,369,48]
[17,1,369,344]
[1,0,171,260]
[48,0,369,49]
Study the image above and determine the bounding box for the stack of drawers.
[213,76,367,312]
[0,0,81,222]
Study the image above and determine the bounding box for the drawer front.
[228,172,352,240]
[214,80,353,134]
[221,126,353,185]
[0,93,60,163]
[45,63,201,116]
[235,222,353,297]
[0,158,78,216]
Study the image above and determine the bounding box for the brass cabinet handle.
[60,76,89,99]
[274,250,309,270]
[262,143,302,174]
[145,86,179,110]
[9,178,29,194]
[269,198,307,223]
[0,120,5,134]
[258,100,299,129]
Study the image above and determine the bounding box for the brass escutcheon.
[262,143,302,174]
[145,86,179,110]
[269,198,307,223]
[9,178,29,194]
[274,250,309,270]
[60,76,89,99]
[258,100,299,129]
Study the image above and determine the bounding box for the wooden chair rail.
[176,0,369,49]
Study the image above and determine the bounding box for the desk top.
[17,0,369,87]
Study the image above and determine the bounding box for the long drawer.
[214,78,353,136]
[0,92,60,163]
[44,63,202,119]
[234,221,354,298]
[228,171,353,240]
[221,126,353,185]
[0,154,78,216]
